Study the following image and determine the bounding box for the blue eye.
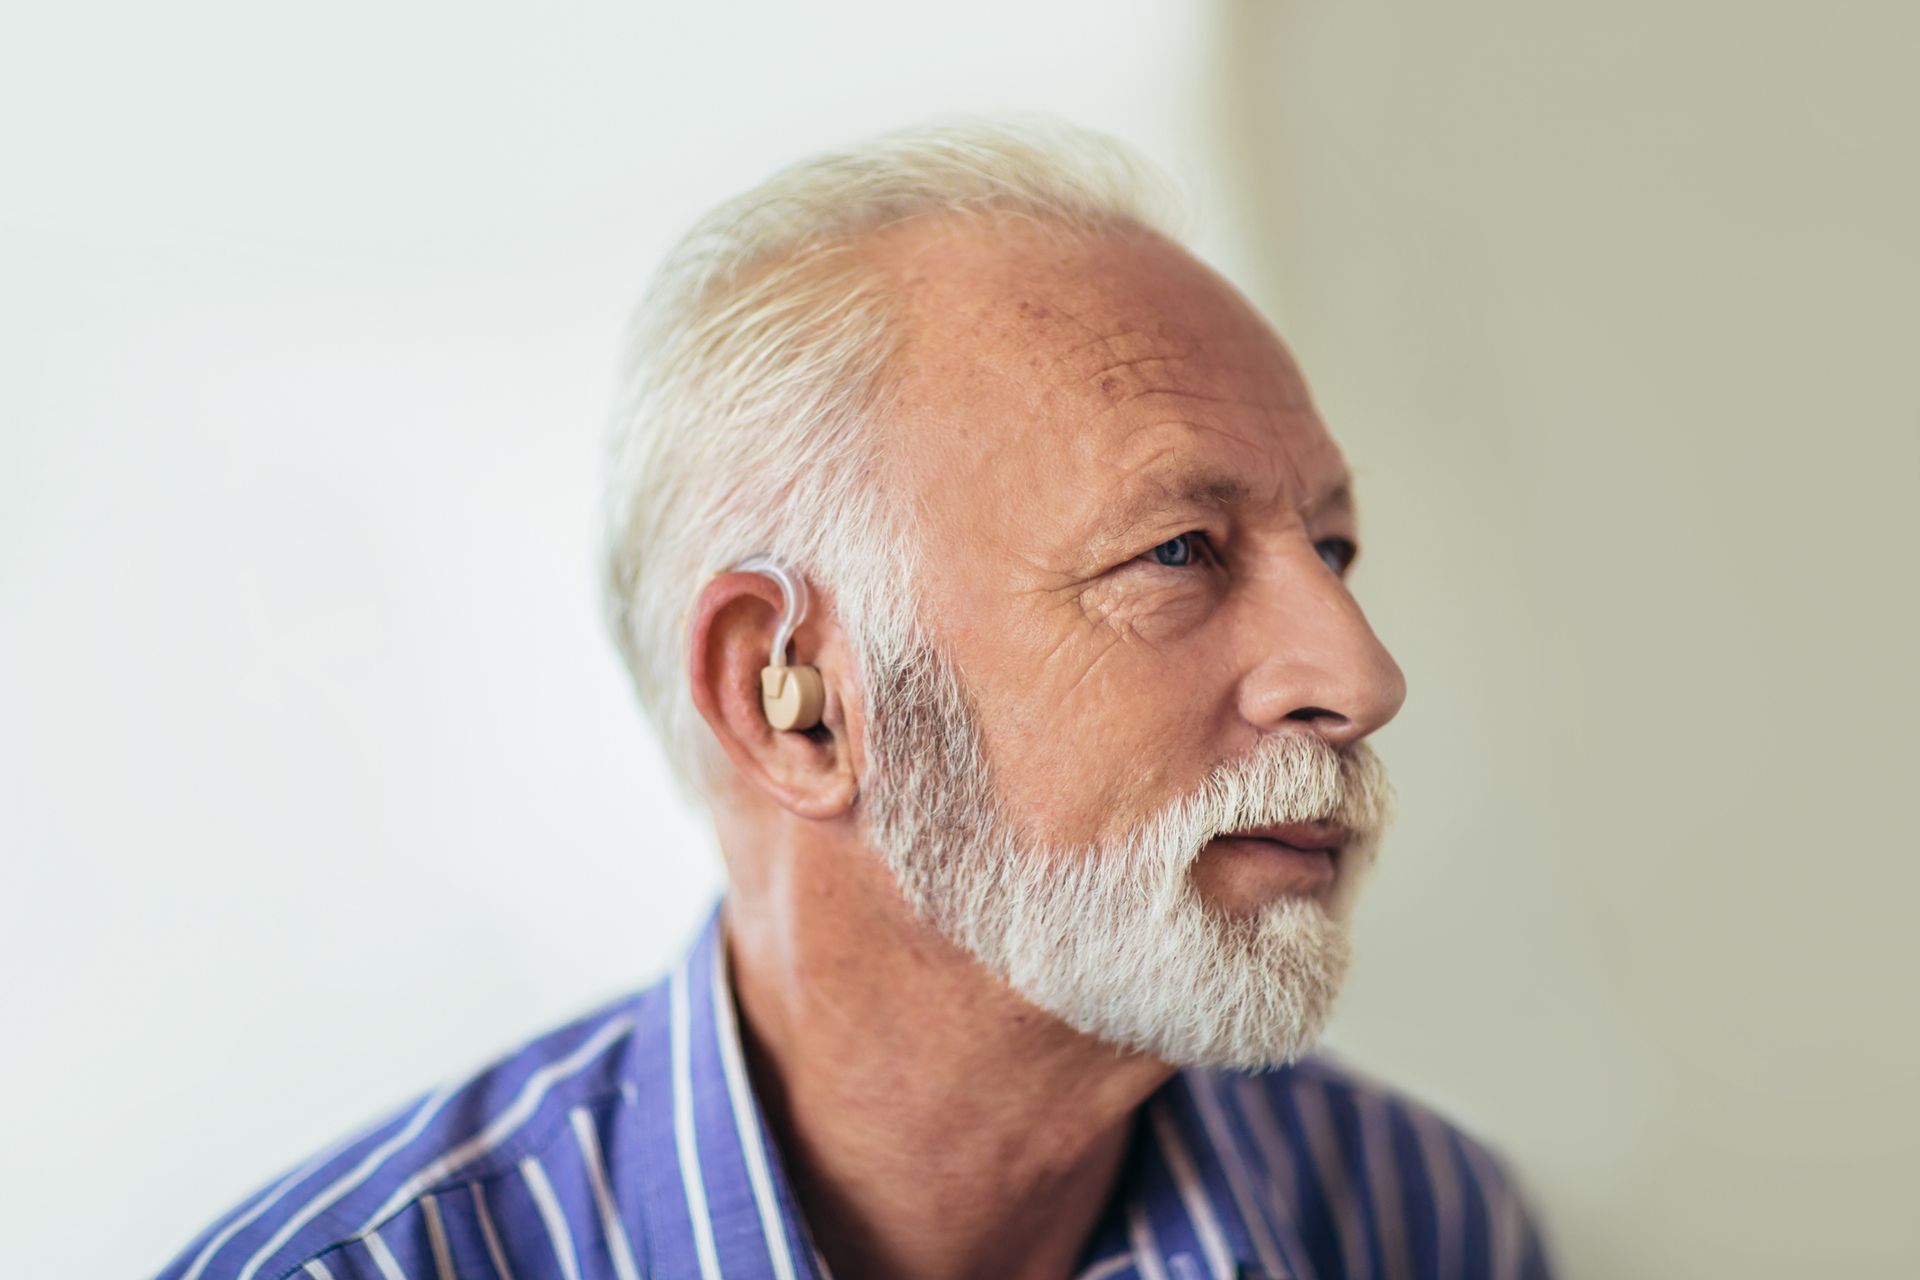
[1148,533,1203,567]
[1138,533,1357,575]
[1317,537,1358,576]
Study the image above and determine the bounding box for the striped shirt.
[154,898,1554,1280]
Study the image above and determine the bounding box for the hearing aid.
[728,553,827,732]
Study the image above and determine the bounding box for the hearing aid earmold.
[730,553,826,732]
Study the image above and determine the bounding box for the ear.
[687,570,861,821]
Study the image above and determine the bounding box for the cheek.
[985,610,1231,841]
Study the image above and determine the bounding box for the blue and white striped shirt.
[155,899,1553,1280]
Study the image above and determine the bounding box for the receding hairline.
[599,117,1192,805]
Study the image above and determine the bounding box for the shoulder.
[153,982,665,1280]
[1182,1049,1557,1278]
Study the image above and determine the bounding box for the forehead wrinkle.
[1009,280,1279,374]
[1057,330,1314,427]
[1056,324,1285,382]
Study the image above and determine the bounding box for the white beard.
[859,625,1396,1071]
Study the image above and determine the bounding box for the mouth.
[1221,820,1349,854]
[1200,821,1348,900]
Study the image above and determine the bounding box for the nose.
[1236,542,1407,750]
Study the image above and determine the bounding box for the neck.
[719,830,1174,1280]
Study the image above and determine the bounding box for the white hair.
[598,115,1184,806]
[860,616,1398,1069]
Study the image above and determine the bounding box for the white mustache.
[1142,732,1396,869]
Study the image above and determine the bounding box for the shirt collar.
[632,898,1305,1280]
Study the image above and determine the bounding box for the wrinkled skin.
[685,215,1406,1280]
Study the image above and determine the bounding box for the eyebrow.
[1077,466,1355,557]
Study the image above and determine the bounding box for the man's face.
[872,218,1406,917]
[850,218,1407,1068]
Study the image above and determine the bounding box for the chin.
[1000,893,1356,1074]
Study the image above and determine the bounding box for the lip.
[1222,821,1349,853]
[1203,831,1340,900]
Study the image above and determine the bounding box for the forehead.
[871,217,1351,568]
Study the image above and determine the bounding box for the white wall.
[0,3,1219,1274]
[1,2,1911,1276]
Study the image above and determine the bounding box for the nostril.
[1287,706,1346,724]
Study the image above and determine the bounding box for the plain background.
[2,2,1914,1275]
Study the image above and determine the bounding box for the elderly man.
[158,119,1553,1280]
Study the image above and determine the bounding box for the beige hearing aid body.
[729,553,826,732]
